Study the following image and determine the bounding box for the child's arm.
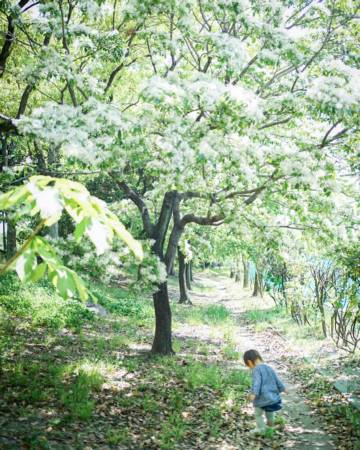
[251,368,262,399]
[274,371,286,393]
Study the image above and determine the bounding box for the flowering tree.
[0,0,359,354]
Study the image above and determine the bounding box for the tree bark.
[151,281,174,354]
[6,218,16,258]
[243,258,249,288]
[178,247,191,304]
[185,263,192,290]
[235,271,241,282]
[252,272,259,297]
[190,261,193,282]
[47,146,59,239]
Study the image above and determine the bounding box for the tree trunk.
[235,271,241,282]
[258,272,264,298]
[6,217,16,258]
[185,263,192,290]
[243,258,249,288]
[252,272,259,297]
[190,261,193,282]
[49,223,59,239]
[178,247,191,304]
[151,281,174,354]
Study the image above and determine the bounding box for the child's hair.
[243,349,263,365]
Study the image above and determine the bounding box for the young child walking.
[243,349,286,433]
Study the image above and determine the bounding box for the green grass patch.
[174,303,232,326]
[59,364,104,421]
[0,273,94,331]
[243,306,326,350]
[106,427,131,446]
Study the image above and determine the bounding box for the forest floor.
[0,271,359,449]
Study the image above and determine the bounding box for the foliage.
[0,0,359,355]
[0,176,143,300]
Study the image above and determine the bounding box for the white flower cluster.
[142,74,263,120]
[17,98,125,166]
[22,48,75,85]
[308,60,360,113]
[207,32,250,74]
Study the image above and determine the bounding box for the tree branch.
[110,174,154,237]
[0,219,45,276]
[320,120,342,148]
[258,116,293,130]
[0,113,18,133]
[181,213,224,227]
[0,1,30,76]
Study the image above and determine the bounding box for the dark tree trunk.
[235,272,241,282]
[151,281,174,354]
[178,247,191,304]
[6,218,16,258]
[185,263,192,290]
[243,258,249,288]
[190,261,193,281]
[252,272,259,297]
[230,269,234,278]
[150,192,180,354]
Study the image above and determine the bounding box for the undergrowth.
[0,273,256,449]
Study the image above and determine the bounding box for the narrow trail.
[172,273,337,449]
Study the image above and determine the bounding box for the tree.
[1,0,359,354]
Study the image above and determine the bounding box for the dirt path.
[173,273,337,449]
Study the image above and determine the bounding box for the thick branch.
[16,85,34,118]
[153,191,177,256]
[0,0,30,76]
[0,113,18,133]
[110,175,154,237]
[164,194,183,271]
[181,214,224,227]
[104,31,138,93]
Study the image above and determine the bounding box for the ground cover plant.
[0,277,267,450]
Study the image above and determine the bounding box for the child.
[243,349,285,433]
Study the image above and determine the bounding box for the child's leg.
[254,407,266,430]
[265,411,275,427]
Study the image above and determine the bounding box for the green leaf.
[72,270,89,301]
[107,215,143,260]
[32,237,61,268]
[0,186,29,209]
[28,262,47,283]
[51,266,88,301]
[74,217,91,241]
[15,250,37,282]
[51,267,77,299]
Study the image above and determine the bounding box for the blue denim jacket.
[251,363,285,407]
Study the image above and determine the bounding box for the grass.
[243,306,330,355]
[173,303,232,327]
[0,272,257,449]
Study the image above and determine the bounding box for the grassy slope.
[0,274,256,450]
